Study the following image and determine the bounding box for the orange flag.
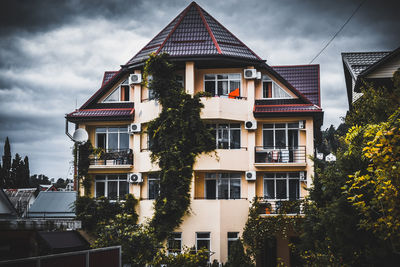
[228,88,240,99]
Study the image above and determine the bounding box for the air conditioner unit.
[245,120,257,130]
[244,69,257,79]
[245,171,256,181]
[299,171,306,181]
[128,173,142,183]
[129,123,141,134]
[299,120,306,129]
[129,74,142,85]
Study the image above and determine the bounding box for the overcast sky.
[0,0,399,179]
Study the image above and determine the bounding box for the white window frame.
[95,126,129,151]
[262,123,299,149]
[102,78,132,103]
[203,73,241,97]
[148,174,160,200]
[227,232,239,258]
[167,232,182,255]
[196,232,211,253]
[207,123,241,149]
[204,173,241,200]
[263,172,301,200]
[95,174,129,200]
[262,75,292,99]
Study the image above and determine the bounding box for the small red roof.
[66,108,134,122]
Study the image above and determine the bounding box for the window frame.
[196,232,211,255]
[261,75,292,99]
[262,123,299,149]
[227,232,239,259]
[95,174,129,200]
[167,232,182,255]
[148,173,160,200]
[95,126,129,151]
[203,73,242,97]
[207,123,241,149]
[102,78,132,103]
[263,172,300,200]
[204,173,241,200]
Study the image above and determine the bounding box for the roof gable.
[342,51,390,80]
[126,1,261,66]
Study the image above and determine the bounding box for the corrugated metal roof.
[28,191,76,218]
[342,52,390,78]
[272,65,320,106]
[126,1,261,65]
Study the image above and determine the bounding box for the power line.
[309,0,368,64]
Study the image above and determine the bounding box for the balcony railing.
[255,146,306,164]
[90,149,133,166]
[258,199,304,215]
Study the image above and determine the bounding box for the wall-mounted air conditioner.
[245,171,256,181]
[128,173,142,183]
[129,74,142,85]
[129,123,141,134]
[245,120,257,130]
[244,69,257,79]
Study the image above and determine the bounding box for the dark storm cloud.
[0,0,399,177]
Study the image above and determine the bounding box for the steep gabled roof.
[102,71,118,86]
[126,1,262,66]
[272,65,320,106]
[342,51,390,80]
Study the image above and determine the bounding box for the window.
[205,173,241,199]
[262,123,299,149]
[168,233,182,254]
[204,74,241,97]
[263,173,300,200]
[95,174,129,200]
[148,174,160,200]
[103,79,130,102]
[207,123,241,149]
[262,75,292,99]
[96,127,129,151]
[227,232,239,259]
[196,232,210,261]
[176,74,184,88]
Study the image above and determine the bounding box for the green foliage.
[94,213,159,266]
[75,194,138,233]
[242,198,303,263]
[225,239,254,267]
[144,53,215,241]
[73,140,95,195]
[151,247,210,267]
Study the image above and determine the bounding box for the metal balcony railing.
[254,146,306,164]
[258,198,304,215]
[90,148,133,166]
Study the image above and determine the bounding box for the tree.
[2,137,12,187]
[145,53,215,241]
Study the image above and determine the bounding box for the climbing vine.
[144,53,215,241]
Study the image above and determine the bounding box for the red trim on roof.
[256,109,323,113]
[195,3,222,54]
[155,3,192,55]
[255,104,317,108]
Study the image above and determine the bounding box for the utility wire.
[309,0,368,64]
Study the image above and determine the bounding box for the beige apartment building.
[66,2,323,265]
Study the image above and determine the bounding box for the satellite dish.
[72,128,88,143]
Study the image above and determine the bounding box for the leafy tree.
[145,53,215,241]
[151,247,210,267]
[225,239,254,267]
[1,137,12,187]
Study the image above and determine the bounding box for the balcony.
[89,149,133,169]
[200,96,248,121]
[254,146,306,167]
[258,199,304,216]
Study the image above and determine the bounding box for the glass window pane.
[228,73,240,79]
[230,179,240,199]
[228,232,238,239]
[108,181,118,200]
[275,130,286,148]
[119,133,129,149]
[217,74,228,79]
[96,182,105,197]
[230,129,240,149]
[264,180,274,199]
[119,181,128,199]
[206,179,216,199]
[289,180,299,200]
[272,82,291,98]
[197,240,210,250]
[230,123,240,129]
[197,233,210,239]
[97,133,106,149]
[108,133,118,150]
[218,178,229,199]
[262,74,272,81]
[263,82,271,98]
[275,124,285,128]
[204,74,215,80]
[263,130,274,148]
[205,81,215,96]
[218,81,228,96]
[217,126,229,149]
[96,128,106,133]
[288,130,298,148]
[263,124,273,129]
[104,88,119,102]
[264,173,274,179]
[229,81,240,93]
[276,173,286,178]
[276,180,287,199]
[149,179,160,200]
[289,172,299,178]
[288,123,298,128]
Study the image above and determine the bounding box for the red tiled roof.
[254,104,322,113]
[272,65,320,106]
[66,108,134,122]
[102,71,118,86]
[126,1,261,66]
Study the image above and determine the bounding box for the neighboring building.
[66,2,323,265]
[38,184,58,192]
[342,46,400,108]
[28,191,77,219]
[4,188,36,217]
[0,189,18,219]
